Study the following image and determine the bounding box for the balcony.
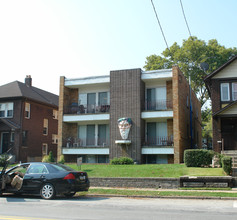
[64,104,110,115]
[63,137,110,148]
[144,136,173,147]
[145,99,172,111]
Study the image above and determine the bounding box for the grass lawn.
[67,164,226,178]
[83,188,237,198]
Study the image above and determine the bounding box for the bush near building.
[184,149,214,167]
[110,157,134,165]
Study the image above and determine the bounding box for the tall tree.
[144,37,237,107]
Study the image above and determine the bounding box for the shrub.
[0,154,9,167]
[58,155,65,164]
[42,151,55,163]
[222,156,232,175]
[110,157,134,165]
[184,149,214,167]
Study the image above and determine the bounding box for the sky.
[0,0,236,95]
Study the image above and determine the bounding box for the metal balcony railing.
[144,136,174,147]
[64,104,110,114]
[145,99,172,111]
[63,137,110,148]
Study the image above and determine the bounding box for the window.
[25,102,30,119]
[221,83,230,101]
[22,131,28,146]
[52,134,58,144]
[43,119,48,135]
[10,132,15,142]
[42,143,48,156]
[53,109,58,120]
[232,82,237,101]
[0,102,13,118]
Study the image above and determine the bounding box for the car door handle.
[40,175,45,178]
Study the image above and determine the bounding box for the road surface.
[0,194,237,220]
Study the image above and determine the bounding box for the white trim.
[63,114,110,122]
[142,147,174,155]
[65,75,110,87]
[142,69,172,81]
[62,148,109,155]
[141,111,173,119]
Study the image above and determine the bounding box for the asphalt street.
[1,194,237,220]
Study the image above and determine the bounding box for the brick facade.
[110,69,144,163]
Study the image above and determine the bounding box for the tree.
[144,37,237,107]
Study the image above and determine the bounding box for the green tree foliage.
[144,37,237,107]
[202,107,212,146]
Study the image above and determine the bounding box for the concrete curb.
[87,193,237,200]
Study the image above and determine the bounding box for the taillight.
[63,173,75,180]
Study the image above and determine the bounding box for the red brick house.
[204,55,237,152]
[0,76,58,162]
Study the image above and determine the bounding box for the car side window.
[27,164,49,174]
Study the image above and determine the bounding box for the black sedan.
[0,161,89,199]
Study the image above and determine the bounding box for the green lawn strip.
[179,187,231,191]
[87,188,237,198]
[67,164,225,178]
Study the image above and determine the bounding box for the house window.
[42,143,48,156]
[221,83,230,101]
[25,102,30,119]
[0,102,13,118]
[232,82,237,101]
[22,130,28,146]
[43,119,48,135]
[53,109,58,120]
[10,132,15,142]
[52,134,58,144]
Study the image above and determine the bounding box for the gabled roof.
[213,100,237,117]
[204,55,237,81]
[0,81,58,107]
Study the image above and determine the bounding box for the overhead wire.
[150,0,170,52]
[180,0,192,37]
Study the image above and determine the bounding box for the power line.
[150,0,170,51]
[180,0,192,37]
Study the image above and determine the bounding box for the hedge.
[110,157,134,165]
[184,149,214,167]
[222,156,232,175]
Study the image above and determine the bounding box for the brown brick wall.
[172,65,202,163]
[166,80,173,109]
[110,69,144,163]
[20,100,58,162]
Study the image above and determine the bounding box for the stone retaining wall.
[90,177,179,189]
[89,177,234,189]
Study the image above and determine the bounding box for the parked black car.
[0,160,89,199]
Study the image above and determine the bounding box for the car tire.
[64,192,76,198]
[40,183,55,200]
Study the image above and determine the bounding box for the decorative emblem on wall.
[117,117,132,140]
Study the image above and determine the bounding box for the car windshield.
[50,164,75,172]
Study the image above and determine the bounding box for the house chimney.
[25,75,32,87]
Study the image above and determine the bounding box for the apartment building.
[58,66,201,164]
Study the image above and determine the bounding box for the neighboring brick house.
[204,55,237,152]
[0,76,59,162]
[58,66,201,164]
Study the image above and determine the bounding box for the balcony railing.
[145,99,172,111]
[64,104,110,115]
[63,137,109,148]
[144,136,173,147]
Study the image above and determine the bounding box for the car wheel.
[64,192,76,198]
[40,183,55,200]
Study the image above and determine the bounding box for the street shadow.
[2,193,109,202]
